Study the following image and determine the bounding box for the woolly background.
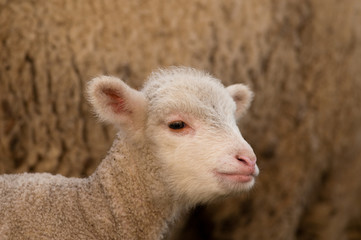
[1,1,361,239]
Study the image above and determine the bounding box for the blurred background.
[1,0,361,239]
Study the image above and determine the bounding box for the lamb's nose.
[236,155,257,167]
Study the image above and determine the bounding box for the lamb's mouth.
[215,172,255,183]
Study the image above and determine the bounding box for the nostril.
[236,155,256,166]
[236,156,247,163]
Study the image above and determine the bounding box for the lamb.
[0,67,259,239]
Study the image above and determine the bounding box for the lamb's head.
[88,67,259,205]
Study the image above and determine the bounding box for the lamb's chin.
[217,175,256,193]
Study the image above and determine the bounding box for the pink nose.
[236,155,257,167]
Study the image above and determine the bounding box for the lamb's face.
[143,69,259,204]
[88,67,258,205]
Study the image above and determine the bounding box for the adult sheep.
[0,67,259,239]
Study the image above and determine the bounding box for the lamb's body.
[1,174,99,238]
[1,137,175,239]
[0,67,258,239]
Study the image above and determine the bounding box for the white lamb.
[0,67,259,239]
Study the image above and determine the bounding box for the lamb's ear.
[87,76,146,130]
[226,84,254,120]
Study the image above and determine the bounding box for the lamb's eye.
[168,121,186,130]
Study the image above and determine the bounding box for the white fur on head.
[87,76,147,133]
[226,84,254,120]
[142,67,258,205]
[87,68,258,206]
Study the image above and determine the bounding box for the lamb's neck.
[92,133,182,239]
